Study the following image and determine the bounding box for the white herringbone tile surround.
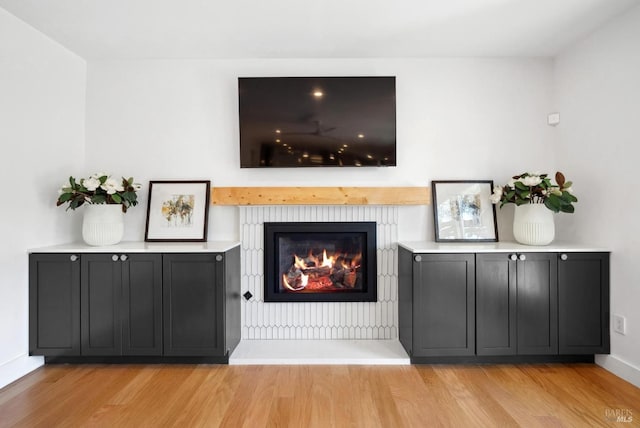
[240,206,398,340]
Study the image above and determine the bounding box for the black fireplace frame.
[264,222,377,302]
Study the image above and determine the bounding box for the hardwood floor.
[0,364,638,427]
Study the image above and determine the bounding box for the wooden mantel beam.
[211,187,430,206]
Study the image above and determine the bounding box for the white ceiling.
[1,0,638,59]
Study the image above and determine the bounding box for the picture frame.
[144,180,211,242]
[431,180,498,242]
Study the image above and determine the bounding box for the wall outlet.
[613,314,626,335]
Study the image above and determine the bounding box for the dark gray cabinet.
[476,253,557,356]
[122,254,164,355]
[558,253,609,354]
[475,253,516,355]
[399,246,609,363]
[29,245,240,362]
[29,254,80,356]
[399,251,475,357]
[161,248,241,358]
[81,254,162,356]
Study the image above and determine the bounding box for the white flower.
[82,177,101,191]
[507,178,516,189]
[489,186,503,204]
[521,175,542,187]
[101,177,124,195]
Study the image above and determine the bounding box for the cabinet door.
[81,254,122,356]
[516,253,558,355]
[558,253,609,354]
[29,254,81,356]
[122,254,163,356]
[163,254,225,356]
[476,253,516,356]
[477,253,558,356]
[412,253,475,357]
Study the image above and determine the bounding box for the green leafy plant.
[56,173,141,212]
[490,172,577,213]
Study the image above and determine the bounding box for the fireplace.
[264,222,377,302]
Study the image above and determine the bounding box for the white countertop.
[29,241,240,253]
[398,241,610,253]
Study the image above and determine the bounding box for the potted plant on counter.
[57,173,141,246]
[490,172,577,245]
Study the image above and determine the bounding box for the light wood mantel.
[211,187,430,206]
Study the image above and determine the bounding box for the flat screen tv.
[238,76,396,168]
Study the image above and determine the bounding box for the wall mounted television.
[238,76,396,168]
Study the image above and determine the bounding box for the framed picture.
[431,180,498,242]
[145,180,211,242]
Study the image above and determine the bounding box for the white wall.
[85,58,556,243]
[0,9,86,388]
[555,4,640,386]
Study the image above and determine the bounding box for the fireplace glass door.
[264,222,377,302]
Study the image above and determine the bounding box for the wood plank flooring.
[0,363,638,427]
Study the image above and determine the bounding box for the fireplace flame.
[294,254,307,270]
[321,249,335,268]
[351,252,361,267]
[293,249,347,271]
[282,249,362,292]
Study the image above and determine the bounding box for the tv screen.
[238,76,396,168]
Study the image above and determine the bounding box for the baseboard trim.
[43,356,229,364]
[410,354,594,365]
[0,354,44,390]
[596,354,640,388]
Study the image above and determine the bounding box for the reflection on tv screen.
[238,76,396,168]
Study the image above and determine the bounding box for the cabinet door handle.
[560,253,568,261]
[70,255,78,262]
[414,255,422,262]
[509,254,517,261]
[120,254,128,261]
[215,255,223,262]
[112,254,119,262]
[518,254,526,261]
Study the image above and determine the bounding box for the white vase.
[82,204,124,246]
[513,203,555,246]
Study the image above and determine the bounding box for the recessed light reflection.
[313,90,324,98]
[275,129,281,134]
[358,134,364,139]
